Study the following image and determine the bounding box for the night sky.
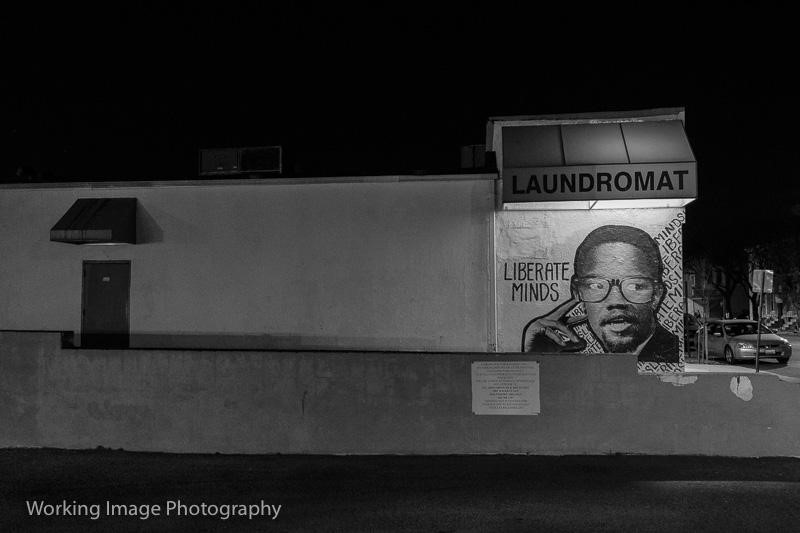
[4,6,795,251]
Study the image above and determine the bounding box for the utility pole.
[752,269,774,374]
[756,272,764,373]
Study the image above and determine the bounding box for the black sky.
[3,5,796,248]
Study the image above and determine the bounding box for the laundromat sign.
[503,163,697,203]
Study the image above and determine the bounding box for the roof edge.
[489,107,686,124]
[0,173,499,191]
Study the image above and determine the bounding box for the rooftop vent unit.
[199,146,282,176]
[460,144,486,169]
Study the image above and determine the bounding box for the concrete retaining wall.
[2,332,799,455]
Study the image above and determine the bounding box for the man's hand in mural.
[521,297,586,352]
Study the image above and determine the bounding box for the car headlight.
[737,343,756,350]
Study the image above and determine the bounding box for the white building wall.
[0,176,495,351]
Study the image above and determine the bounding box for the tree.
[746,236,800,322]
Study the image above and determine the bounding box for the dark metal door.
[82,261,130,348]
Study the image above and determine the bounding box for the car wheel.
[778,356,791,364]
[725,347,736,364]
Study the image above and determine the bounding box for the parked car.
[704,319,792,364]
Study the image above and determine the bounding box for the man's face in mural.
[575,242,662,353]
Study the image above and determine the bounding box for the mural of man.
[521,225,679,363]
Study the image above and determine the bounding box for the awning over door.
[50,198,137,244]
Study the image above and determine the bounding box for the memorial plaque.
[471,361,540,415]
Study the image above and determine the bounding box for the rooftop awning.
[50,198,137,244]
[497,117,697,206]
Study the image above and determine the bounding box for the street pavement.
[3,449,800,532]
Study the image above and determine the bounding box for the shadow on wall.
[64,332,454,351]
[136,204,163,243]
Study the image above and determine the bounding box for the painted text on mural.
[503,261,570,302]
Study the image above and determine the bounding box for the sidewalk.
[684,363,755,373]
[3,449,800,532]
